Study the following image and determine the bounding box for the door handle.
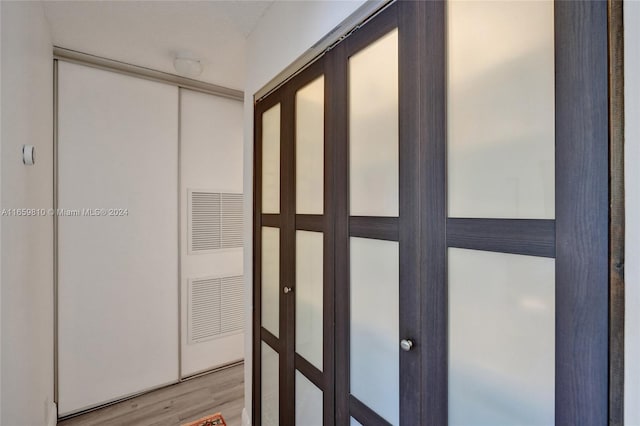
[283,286,293,294]
[400,339,414,351]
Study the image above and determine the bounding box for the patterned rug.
[181,412,227,426]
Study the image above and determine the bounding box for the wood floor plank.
[58,364,244,426]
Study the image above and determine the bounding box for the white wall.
[0,2,3,420]
[0,1,3,420]
[625,1,640,425]
[0,2,55,425]
[242,2,366,423]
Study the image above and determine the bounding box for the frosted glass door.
[446,1,560,425]
[257,98,282,426]
[253,1,609,424]
[257,66,329,424]
[293,70,326,424]
[345,21,407,426]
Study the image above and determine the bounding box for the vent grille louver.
[221,193,244,249]
[221,275,244,334]
[189,274,244,343]
[190,191,243,253]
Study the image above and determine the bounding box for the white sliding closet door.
[57,62,179,415]
[179,89,244,377]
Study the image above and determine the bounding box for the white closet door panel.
[179,89,244,376]
[180,89,243,192]
[57,62,179,415]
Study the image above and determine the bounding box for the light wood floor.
[58,363,244,426]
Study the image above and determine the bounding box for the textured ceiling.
[43,0,275,90]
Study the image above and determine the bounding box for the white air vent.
[188,274,244,343]
[190,192,221,252]
[189,190,243,253]
[221,193,243,249]
[220,275,244,334]
[190,277,221,342]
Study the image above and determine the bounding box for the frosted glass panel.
[350,237,399,424]
[262,104,281,214]
[447,1,554,218]
[448,248,555,426]
[296,76,324,214]
[349,29,399,217]
[261,343,279,426]
[351,418,364,426]
[261,227,279,337]
[296,371,323,426]
[296,231,324,370]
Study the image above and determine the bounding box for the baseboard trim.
[47,401,58,426]
[242,407,251,426]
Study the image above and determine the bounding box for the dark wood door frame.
[555,1,609,423]
[608,1,625,424]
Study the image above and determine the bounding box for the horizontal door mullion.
[261,214,280,228]
[447,218,555,258]
[294,353,324,390]
[295,214,324,232]
[349,216,399,241]
[261,327,281,353]
[349,395,393,426]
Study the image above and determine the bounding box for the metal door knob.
[283,286,293,294]
[400,339,414,351]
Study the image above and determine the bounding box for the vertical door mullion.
[322,57,337,426]
[419,1,448,425]
[280,87,296,426]
[398,1,424,424]
[554,1,609,424]
[331,38,350,426]
[252,101,263,426]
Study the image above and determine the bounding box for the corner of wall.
[242,90,254,426]
[1,1,55,425]
[242,407,251,426]
[46,400,57,426]
[0,0,3,420]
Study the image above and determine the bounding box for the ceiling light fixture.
[173,51,203,78]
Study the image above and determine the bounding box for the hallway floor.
[57,363,244,426]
